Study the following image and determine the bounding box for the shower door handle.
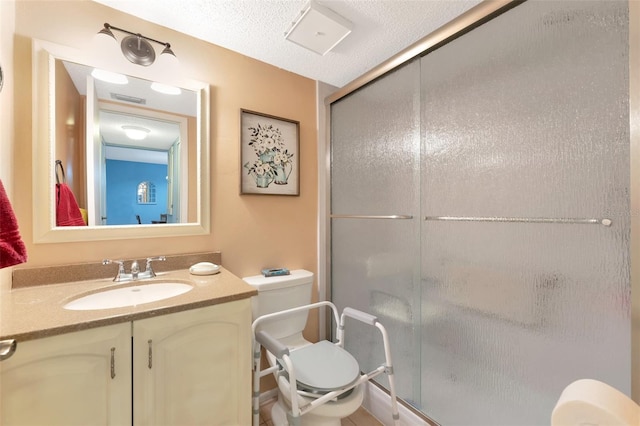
[330,215,413,219]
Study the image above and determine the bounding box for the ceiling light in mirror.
[122,125,150,140]
[91,68,128,84]
[151,82,182,95]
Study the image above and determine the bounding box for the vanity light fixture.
[91,68,128,84]
[96,23,178,67]
[122,125,150,140]
[150,82,182,95]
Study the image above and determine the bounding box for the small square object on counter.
[261,268,290,277]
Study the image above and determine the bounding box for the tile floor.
[258,399,383,426]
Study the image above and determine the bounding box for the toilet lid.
[285,340,361,392]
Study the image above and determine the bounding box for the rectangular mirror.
[32,39,210,243]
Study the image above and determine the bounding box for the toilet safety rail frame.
[251,301,401,426]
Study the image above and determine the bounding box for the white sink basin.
[63,282,193,311]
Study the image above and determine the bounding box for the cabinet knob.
[0,339,17,361]
[148,339,153,369]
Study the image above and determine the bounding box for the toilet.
[243,269,364,426]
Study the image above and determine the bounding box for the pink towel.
[0,179,28,268]
[56,183,86,226]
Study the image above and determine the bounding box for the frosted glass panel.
[421,1,629,219]
[420,223,629,424]
[331,60,421,405]
[332,219,421,405]
[331,60,420,215]
[420,1,629,425]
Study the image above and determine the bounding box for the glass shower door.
[419,1,630,424]
[330,60,422,406]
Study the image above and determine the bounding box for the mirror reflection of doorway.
[95,107,185,226]
[105,150,169,225]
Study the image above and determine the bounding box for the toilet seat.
[285,340,361,394]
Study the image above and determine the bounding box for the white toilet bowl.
[265,337,364,426]
[271,384,364,426]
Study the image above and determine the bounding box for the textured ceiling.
[92,0,482,88]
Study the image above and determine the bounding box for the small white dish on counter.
[189,262,221,276]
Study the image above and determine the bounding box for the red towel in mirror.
[56,183,86,226]
[0,180,28,268]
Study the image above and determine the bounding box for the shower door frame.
[320,0,640,408]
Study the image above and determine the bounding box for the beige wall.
[55,58,85,206]
[7,0,319,337]
[0,0,17,292]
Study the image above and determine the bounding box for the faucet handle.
[145,256,166,276]
[103,259,126,281]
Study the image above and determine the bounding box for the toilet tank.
[243,269,314,340]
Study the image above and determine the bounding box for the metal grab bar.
[424,216,612,226]
[330,214,413,219]
[330,214,611,226]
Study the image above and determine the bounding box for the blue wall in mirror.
[106,160,168,225]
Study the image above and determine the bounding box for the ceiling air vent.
[110,93,146,105]
[285,0,352,56]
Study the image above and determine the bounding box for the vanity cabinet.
[0,299,252,426]
[0,323,132,426]
[133,299,252,426]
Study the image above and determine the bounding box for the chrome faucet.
[103,259,128,282]
[141,256,166,279]
[130,260,140,280]
[103,256,166,282]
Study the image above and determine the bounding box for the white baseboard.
[362,382,429,426]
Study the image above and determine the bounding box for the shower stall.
[328,1,636,424]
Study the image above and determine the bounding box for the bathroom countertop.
[0,267,257,343]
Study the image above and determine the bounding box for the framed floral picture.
[240,109,300,195]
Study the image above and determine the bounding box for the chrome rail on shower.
[329,215,612,225]
[330,215,414,219]
[424,216,613,226]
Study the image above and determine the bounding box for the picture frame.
[240,109,300,195]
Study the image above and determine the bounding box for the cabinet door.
[133,300,252,426]
[0,323,131,426]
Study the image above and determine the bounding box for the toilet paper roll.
[551,379,640,426]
